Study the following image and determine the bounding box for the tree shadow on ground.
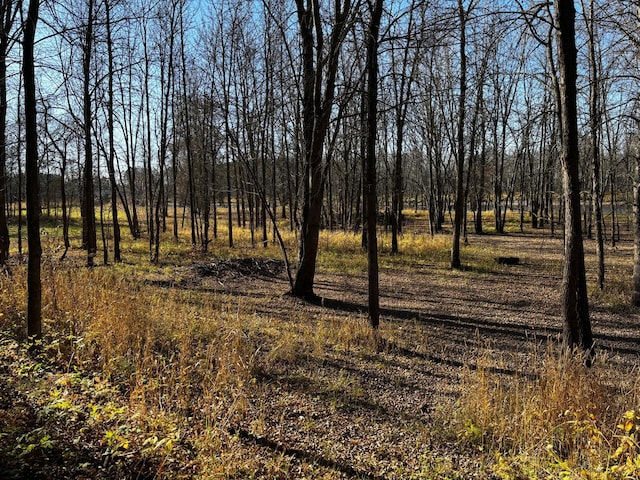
[228,426,387,480]
[319,296,640,364]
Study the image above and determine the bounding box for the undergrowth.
[1,264,261,478]
[0,256,379,478]
[455,345,640,479]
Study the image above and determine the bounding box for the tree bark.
[365,0,384,329]
[105,0,121,263]
[633,155,640,305]
[179,1,197,247]
[555,0,594,358]
[24,0,41,338]
[0,1,16,266]
[83,0,97,267]
[389,4,417,254]
[451,0,467,269]
[631,6,640,306]
[581,0,604,290]
[292,0,351,300]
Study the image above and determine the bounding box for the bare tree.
[292,0,353,300]
[555,0,593,358]
[633,3,640,306]
[388,1,419,254]
[82,0,97,267]
[105,0,121,262]
[153,0,178,260]
[177,0,196,247]
[24,0,41,338]
[581,0,604,290]
[451,0,472,269]
[115,19,142,240]
[364,0,383,328]
[0,0,20,266]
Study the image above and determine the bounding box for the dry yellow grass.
[455,344,640,478]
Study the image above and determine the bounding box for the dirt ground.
[184,232,640,478]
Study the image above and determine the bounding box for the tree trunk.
[292,0,351,300]
[365,0,384,329]
[389,5,416,254]
[105,0,121,263]
[555,0,594,359]
[179,2,196,247]
[583,0,604,290]
[24,0,41,338]
[154,1,177,260]
[142,22,155,260]
[17,72,22,255]
[83,0,97,267]
[451,0,467,269]
[0,2,15,265]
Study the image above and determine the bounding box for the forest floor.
[184,233,640,478]
[2,222,640,479]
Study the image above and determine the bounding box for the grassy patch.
[454,345,640,478]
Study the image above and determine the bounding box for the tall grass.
[455,345,640,478]
[0,246,379,477]
[1,260,268,477]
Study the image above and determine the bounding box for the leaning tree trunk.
[555,0,593,358]
[292,0,351,300]
[24,0,41,338]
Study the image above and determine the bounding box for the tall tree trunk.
[632,0,640,304]
[451,0,467,269]
[17,71,22,254]
[365,0,384,329]
[179,1,196,246]
[555,0,593,358]
[583,0,604,289]
[83,0,97,267]
[0,1,16,265]
[155,1,177,260]
[24,0,41,338]
[292,0,351,300]
[142,21,155,260]
[105,0,121,262]
[0,66,8,264]
[390,4,417,254]
[632,156,640,305]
